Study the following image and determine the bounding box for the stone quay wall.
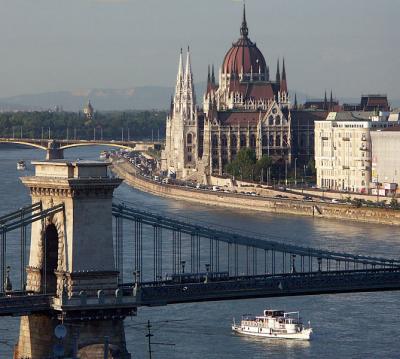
[111,161,400,226]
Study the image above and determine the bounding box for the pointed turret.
[324,90,328,110]
[330,90,333,110]
[173,49,185,113]
[206,65,213,95]
[280,58,288,93]
[276,59,280,83]
[211,64,216,85]
[240,3,249,38]
[182,47,196,119]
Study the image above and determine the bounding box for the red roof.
[218,111,264,126]
[229,82,275,101]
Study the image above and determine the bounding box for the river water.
[0,145,400,358]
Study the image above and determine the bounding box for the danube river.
[1,145,400,358]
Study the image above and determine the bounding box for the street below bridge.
[0,145,400,359]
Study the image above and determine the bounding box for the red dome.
[222,37,266,75]
[222,6,266,75]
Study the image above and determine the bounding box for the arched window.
[230,134,237,147]
[269,135,274,146]
[250,134,256,148]
[187,133,192,145]
[275,135,281,147]
[275,115,281,126]
[262,135,268,146]
[221,134,228,147]
[268,116,274,126]
[240,134,246,147]
[283,134,288,147]
[212,135,218,147]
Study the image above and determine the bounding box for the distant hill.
[0,87,179,112]
[1,86,398,112]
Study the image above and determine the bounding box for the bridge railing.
[111,202,400,287]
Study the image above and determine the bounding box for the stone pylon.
[15,160,131,359]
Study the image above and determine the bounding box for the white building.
[371,127,400,194]
[315,111,400,193]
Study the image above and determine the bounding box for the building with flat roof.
[315,111,400,193]
[371,126,400,195]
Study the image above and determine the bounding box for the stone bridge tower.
[15,160,132,359]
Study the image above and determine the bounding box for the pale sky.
[0,0,399,99]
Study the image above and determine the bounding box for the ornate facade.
[164,6,291,180]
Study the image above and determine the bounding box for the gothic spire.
[207,65,211,83]
[176,48,184,84]
[240,3,249,38]
[330,90,333,110]
[324,90,328,110]
[173,49,185,113]
[294,93,298,110]
[183,47,196,118]
[280,58,288,93]
[276,59,280,83]
[211,64,215,84]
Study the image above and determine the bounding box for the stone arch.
[275,115,281,126]
[36,213,66,295]
[42,222,59,293]
[268,115,274,126]
[187,133,193,145]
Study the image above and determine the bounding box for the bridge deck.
[1,269,399,316]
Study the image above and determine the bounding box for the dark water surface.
[0,145,399,358]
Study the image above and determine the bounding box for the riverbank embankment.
[111,160,400,226]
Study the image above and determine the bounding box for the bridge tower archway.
[42,223,59,294]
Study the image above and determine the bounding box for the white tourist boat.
[17,160,26,171]
[99,151,109,160]
[232,309,312,340]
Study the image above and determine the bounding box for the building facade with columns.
[163,6,291,180]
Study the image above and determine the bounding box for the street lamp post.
[285,160,288,186]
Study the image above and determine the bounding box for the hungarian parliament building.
[163,6,325,180]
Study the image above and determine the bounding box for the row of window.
[211,134,289,147]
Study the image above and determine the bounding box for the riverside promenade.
[111,160,400,226]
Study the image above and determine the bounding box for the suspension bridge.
[1,200,400,315]
[1,159,399,358]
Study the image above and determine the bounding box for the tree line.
[225,148,316,183]
[0,110,167,141]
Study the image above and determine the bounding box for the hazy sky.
[0,0,399,99]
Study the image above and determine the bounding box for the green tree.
[255,155,273,181]
[390,198,398,209]
[225,148,257,180]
